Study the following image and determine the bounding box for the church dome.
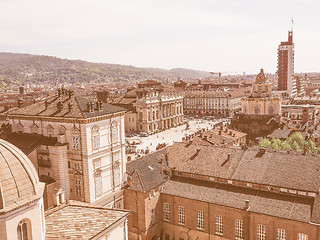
[0,139,42,211]
[255,69,268,84]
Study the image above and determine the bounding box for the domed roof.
[0,139,42,211]
[255,69,268,84]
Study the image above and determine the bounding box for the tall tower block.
[277,31,296,97]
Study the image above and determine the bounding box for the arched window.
[58,125,66,135]
[92,125,100,149]
[46,125,54,137]
[17,219,31,240]
[30,123,39,134]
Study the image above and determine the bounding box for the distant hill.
[0,52,211,86]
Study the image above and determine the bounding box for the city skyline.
[1,0,319,74]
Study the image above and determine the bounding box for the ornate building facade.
[232,69,282,139]
[183,91,243,118]
[0,89,127,209]
[135,92,184,134]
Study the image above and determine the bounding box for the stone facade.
[135,92,184,134]
[1,89,127,209]
[183,91,243,118]
[232,69,282,139]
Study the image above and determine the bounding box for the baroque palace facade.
[135,91,184,134]
[183,91,243,118]
[0,88,127,209]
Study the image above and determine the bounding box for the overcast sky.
[1,0,319,74]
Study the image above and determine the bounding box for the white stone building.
[134,92,184,134]
[1,89,127,208]
[183,91,243,117]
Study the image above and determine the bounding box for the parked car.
[139,132,149,137]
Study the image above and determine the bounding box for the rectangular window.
[298,233,308,240]
[277,228,286,240]
[215,215,223,235]
[93,159,101,170]
[197,210,204,230]
[75,179,82,197]
[177,206,185,225]
[113,167,121,187]
[72,136,79,150]
[95,175,102,197]
[257,224,266,240]
[93,134,100,149]
[112,126,118,143]
[165,234,169,240]
[151,209,155,225]
[163,203,170,222]
[235,219,243,240]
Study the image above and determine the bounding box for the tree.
[258,138,271,148]
[257,132,320,153]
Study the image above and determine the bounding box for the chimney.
[45,100,49,109]
[17,99,23,108]
[244,200,250,210]
[87,102,94,112]
[57,101,63,112]
[68,103,73,112]
[58,88,61,96]
[68,90,72,98]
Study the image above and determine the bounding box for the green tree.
[258,138,271,148]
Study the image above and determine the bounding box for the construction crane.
[210,71,244,83]
[210,72,222,82]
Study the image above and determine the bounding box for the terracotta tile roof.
[162,178,313,223]
[167,143,244,179]
[126,148,170,192]
[6,94,126,119]
[267,129,295,139]
[168,142,320,192]
[45,201,129,240]
[231,148,320,192]
[5,132,57,155]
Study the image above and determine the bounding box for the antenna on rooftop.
[291,17,294,32]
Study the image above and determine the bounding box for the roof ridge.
[74,96,86,118]
[134,170,146,193]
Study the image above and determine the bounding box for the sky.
[0,0,319,74]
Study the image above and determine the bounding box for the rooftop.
[45,201,129,240]
[6,89,126,119]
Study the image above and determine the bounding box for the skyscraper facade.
[277,31,296,97]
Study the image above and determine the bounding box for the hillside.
[0,52,211,86]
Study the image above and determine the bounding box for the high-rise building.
[277,31,296,97]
